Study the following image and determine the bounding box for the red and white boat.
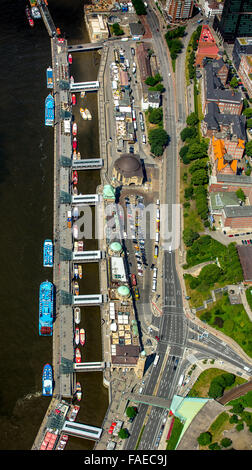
[70,75,74,84]
[68,405,80,422]
[72,94,76,106]
[78,241,83,251]
[68,54,72,64]
[72,170,78,185]
[76,382,82,401]
[72,137,77,150]
[75,327,80,346]
[72,122,77,136]
[80,328,85,346]
[75,348,81,363]
[25,6,34,27]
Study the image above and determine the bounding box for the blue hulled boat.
[39,280,54,336]
[46,66,53,89]
[45,94,54,126]
[42,364,53,396]
[43,239,53,267]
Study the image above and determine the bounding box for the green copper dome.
[117,285,130,297]
[110,241,122,252]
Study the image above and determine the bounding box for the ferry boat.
[72,94,76,106]
[85,108,92,120]
[77,152,81,160]
[74,264,78,279]
[68,405,80,422]
[31,6,41,19]
[74,307,81,324]
[46,67,53,89]
[68,54,72,64]
[72,171,78,185]
[72,137,77,149]
[72,122,77,136]
[74,241,78,252]
[73,186,78,195]
[80,91,85,99]
[78,265,82,279]
[55,434,68,451]
[39,281,54,336]
[78,241,83,251]
[73,150,77,160]
[42,364,53,396]
[45,94,55,127]
[80,328,85,346]
[76,382,82,401]
[74,281,79,295]
[25,6,34,27]
[70,75,74,84]
[73,206,79,221]
[75,348,81,363]
[73,224,78,240]
[80,107,87,120]
[43,239,53,267]
[75,327,80,345]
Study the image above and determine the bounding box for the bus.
[178,375,184,387]
[153,354,160,366]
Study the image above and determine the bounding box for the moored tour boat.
[78,265,82,279]
[78,241,83,251]
[75,348,81,363]
[42,364,53,396]
[72,137,77,150]
[72,94,76,106]
[72,170,78,185]
[72,122,77,136]
[73,186,78,195]
[73,150,77,160]
[43,239,53,267]
[68,54,72,64]
[80,328,85,346]
[74,281,79,296]
[74,264,78,279]
[73,206,79,221]
[25,6,34,27]
[70,75,74,84]
[76,382,82,401]
[73,224,78,240]
[74,241,78,251]
[55,434,68,451]
[80,91,85,99]
[80,107,87,120]
[77,152,81,160]
[74,307,81,324]
[85,108,92,120]
[31,6,41,19]
[75,327,80,346]
[68,405,80,422]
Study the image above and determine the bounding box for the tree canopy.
[148,128,169,156]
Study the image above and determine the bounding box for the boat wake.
[22,391,42,401]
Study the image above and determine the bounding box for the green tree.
[230,76,239,88]
[149,107,163,124]
[191,169,208,185]
[221,437,232,448]
[187,142,208,161]
[183,228,200,247]
[197,432,212,446]
[222,373,235,387]
[199,264,222,285]
[180,127,197,142]
[247,119,252,129]
[149,128,169,156]
[126,406,137,419]
[236,188,246,202]
[246,141,252,158]
[208,442,221,450]
[112,23,124,36]
[231,403,245,414]
[118,428,129,439]
[186,112,199,127]
[229,414,238,424]
[236,422,244,431]
[243,108,252,118]
[208,381,223,399]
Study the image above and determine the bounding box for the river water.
[0,0,108,450]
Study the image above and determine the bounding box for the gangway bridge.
[70,81,100,92]
[68,43,103,52]
[72,250,103,262]
[72,158,103,170]
[38,0,57,37]
[73,362,105,372]
[72,194,100,205]
[62,421,103,441]
[73,294,107,306]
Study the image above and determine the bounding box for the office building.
[213,0,252,43]
[165,0,194,22]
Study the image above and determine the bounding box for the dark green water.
[0,0,108,450]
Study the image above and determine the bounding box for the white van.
[155,232,159,243]
[142,134,146,144]
[153,267,157,279]
[152,279,157,292]
[156,199,160,206]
